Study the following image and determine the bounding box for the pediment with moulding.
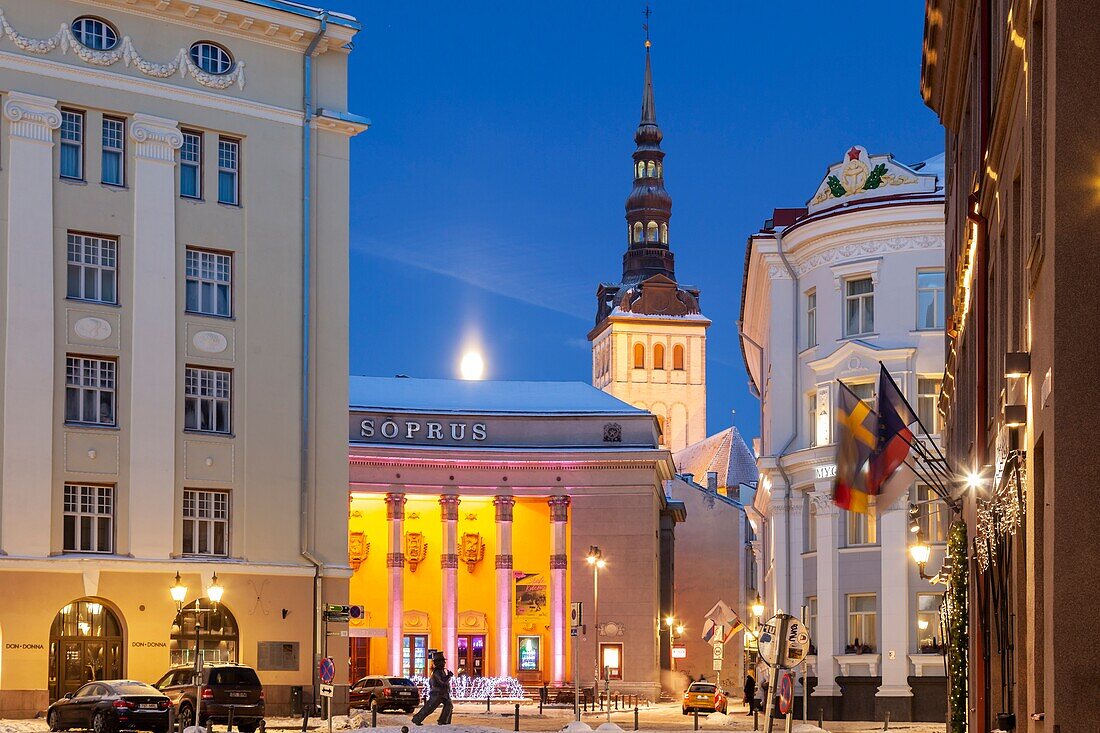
[805,339,915,379]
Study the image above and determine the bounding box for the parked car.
[348,676,420,713]
[682,681,728,715]
[153,664,264,733]
[48,680,171,733]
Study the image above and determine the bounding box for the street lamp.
[909,531,936,581]
[586,546,605,707]
[170,571,227,731]
[750,592,765,618]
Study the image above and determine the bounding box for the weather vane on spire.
[643,4,652,48]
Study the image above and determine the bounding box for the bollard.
[615,695,619,711]
[883,710,890,731]
[487,695,492,713]
[693,709,699,731]
[818,708,824,730]
[371,707,377,728]
[300,705,310,733]
[753,711,759,731]
[514,703,520,732]
[259,721,266,733]
[633,706,639,731]
[539,697,543,715]
[227,706,235,733]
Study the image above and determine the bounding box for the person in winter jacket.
[743,673,757,714]
[411,651,454,725]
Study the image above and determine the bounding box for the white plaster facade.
[739,147,948,720]
[0,0,366,717]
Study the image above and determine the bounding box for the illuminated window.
[917,484,948,543]
[653,343,665,370]
[672,344,684,370]
[635,161,645,178]
[646,221,659,243]
[918,378,941,435]
[517,636,541,672]
[806,289,817,347]
[633,342,645,369]
[660,222,668,244]
[600,643,623,680]
[844,277,875,336]
[633,222,644,243]
[847,499,877,545]
[846,594,877,652]
[403,635,428,676]
[916,270,945,330]
[646,161,655,177]
[916,593,944,653]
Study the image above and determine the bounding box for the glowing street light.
[751,592,765,618]
[207,572,224,605]
[170,572,188,608]
[459,351,485,380]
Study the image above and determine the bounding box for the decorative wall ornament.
[599,621,625,637]
[192,330,228,354]
[131,114,184,161]
[459,532,485,573]
[73,316,112,341]
[404,532,427,572]
[458,610,489,632]
[809,145,921,208]
[603,422,622,443]
[3,91,61,142]
[0,9,246,90]
[348,531,369,572]
[463,512,478,521]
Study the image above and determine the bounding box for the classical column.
[494,495,516,676]
[878,495,914,699]
[549,495,570,683]
[129,114,182,558]
[768,492,791,614]
[810,491,842,697]
[386,493,407,674]
[1,93,60,557]
[440,494,461,667]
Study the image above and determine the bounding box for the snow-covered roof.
[913,152,946,191]
[349,376,647,416]
[674,426,758,490]
[242,1,359,28]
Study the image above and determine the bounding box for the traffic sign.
[712,644,724,660]
[570,625,585,637]
[570,602,583,628]
[349,605,365,620]
[672,644,686,659]
[777,673,793,715]
[712,660,723,671]
[757,613,811,669]
[319,684,334,698]
[319,656,336,684]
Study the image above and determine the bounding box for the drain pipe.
[301,11,329,711]
[773,227,799,614]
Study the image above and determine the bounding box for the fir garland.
[943,519,969,733]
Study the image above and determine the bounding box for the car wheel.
[92,712,114,733]
[237,724,258,733]
[177,704,194,732]
[48,710,63,732]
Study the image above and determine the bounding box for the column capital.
[439,493,461,520]
[810,490,837,516]
[493,494,516,522]
[130,113,183,163]
[386,552,405,568]
[548,495,570,523]
[495,554,513,569]
[4,92,61,143]
[385,492,407,520]
[550,553,568,570]
[441,553,459,569]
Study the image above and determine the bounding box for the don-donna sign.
[359,418,487,443]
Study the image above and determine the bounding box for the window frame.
[843,276,875,337]
[846,593,877,652]
[846,500,877,546]
[180,129,203,200]
[653,343,665,370]
[71,17,120,51]
[916,269,946,330]
[916,484,949,543]
[916,592,944,653]
[184,366,232,434]
[599,642,624,681]
[189,42,235,75]
[917,377,942,435]
[185,247,233,318]
[182,488,230,557]
[63,483,114,554]
[217,136,240,206]
[633,342,645,369]
[806,289,817,347]
[672,344,685,371]
[101,115,125,187]
[66,232,118,305]
[804,498,817,552]
[60,108,85,181]
[65,355,117,427]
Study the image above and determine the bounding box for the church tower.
[589,40,709,451]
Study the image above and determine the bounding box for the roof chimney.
[706,471,718,493]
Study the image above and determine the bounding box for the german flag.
[833,382,877,514]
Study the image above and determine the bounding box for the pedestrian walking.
[742,673,756,715]
[759,676,769,713]
[411,651,454,726]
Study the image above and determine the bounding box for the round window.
[71,17,119,51]
[189,42,234,75]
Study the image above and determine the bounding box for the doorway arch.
[48,599,124,702]
[170,599,239,666]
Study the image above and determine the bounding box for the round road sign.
[777,673,793,715]
[757,613,811,669]
[319,656,336,684]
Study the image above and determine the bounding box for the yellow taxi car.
[682,681,728,715]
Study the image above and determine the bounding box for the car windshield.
[208,668,261,685]
[115,683,158,695]
[689,684,716,693]
[387,678,414,686]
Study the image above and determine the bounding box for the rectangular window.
[217,137,239,205]
[101,116,125,186]
[916,270,945,330]
[806,289,817,347]
[846,594,877,652]
[402,635,428,677]
[65,356,116,426]
[917,377,941,435]
[63,484,113,553]
[847,499,877,545]
[185,248,232,317]
[916,593,944,653]
[807,598,818,653]
[66,233,117,304]
[184,367,231,433]
[600,643,624,680]
[182,489,230,556]
[60,109,84,180]
[849,381,876,411]
[844,277,875,336]
[804,499,817,552]
[917,484,949,543]
[180,130,202,198]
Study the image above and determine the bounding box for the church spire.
[622,37,674,282]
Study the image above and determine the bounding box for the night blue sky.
[327,1,943,442]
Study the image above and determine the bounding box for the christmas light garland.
[942,520,968,733]
[408,674,526,701]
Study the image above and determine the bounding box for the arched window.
[673,344,685,370]
[189,42,234,75]
[170,599,239,666]
[636,161,645,178]
[646,161,656,177]
[660,223,668,244]
[49,599,124,701]
[633,222,644,243]
[657,162,663,177]
[656,415,666,446]
[633,343,645,369]
[653,343,665,370]
[71,17,119,50]
[646,222,659,242]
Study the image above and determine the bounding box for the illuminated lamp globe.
[207,572,224,604]
[751,593,765,618]
[170,572,187,605]
[910,538,932,566]
[459,351,485,380]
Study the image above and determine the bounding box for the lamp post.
[750,592,765,619]
[171,571,225,731]
[909,531,936,581]
[586,546,605,707]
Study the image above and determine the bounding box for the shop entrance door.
[49,600,124,702]
[456,635,485,677]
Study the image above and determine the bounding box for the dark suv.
[348,676,420,713]
[154,664,264,732]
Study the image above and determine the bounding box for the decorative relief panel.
[458,610,488,633]
[348,531,369,572]
[459,532,485,573]
[403,609,430,633]
[183,440,234,483]
[405,532,427,572]
[186,323,234,361]
[67,309,121,350]
[64,430,119,475]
